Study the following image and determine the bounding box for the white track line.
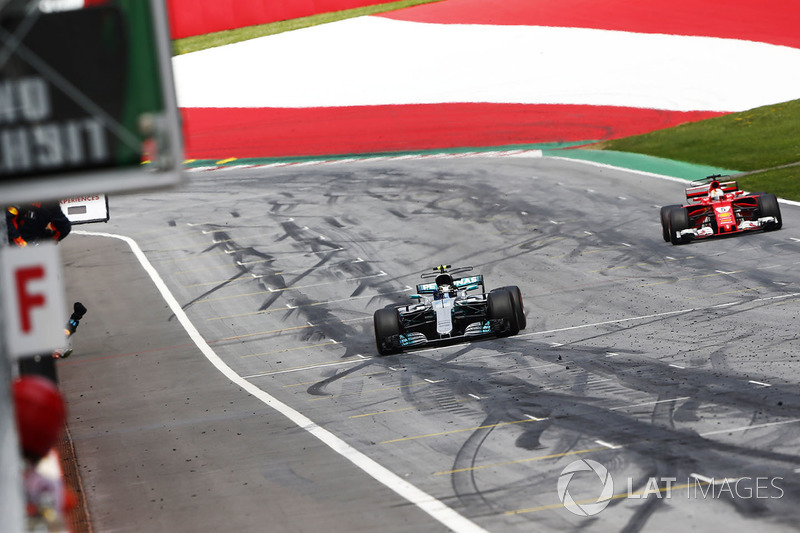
[519,291,800,339]
[518,307,695,337]
[74,230,487,533]
[699,418,800,437]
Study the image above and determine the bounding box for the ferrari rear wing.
[685,180,738,201]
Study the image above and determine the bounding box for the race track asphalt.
[57,156,800,532]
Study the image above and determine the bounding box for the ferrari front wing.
[676,216,778,239]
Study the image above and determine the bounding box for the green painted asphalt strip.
[181,141,590,168]
[181,144,739,183]
[545,148,739,181]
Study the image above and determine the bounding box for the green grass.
[737,165,800,200]
[172,0,443,55]
[597,98,800,199]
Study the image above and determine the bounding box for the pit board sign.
[0,0,183,204]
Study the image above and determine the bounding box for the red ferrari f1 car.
[660,175,782,245]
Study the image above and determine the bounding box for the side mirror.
[410,294,422,300]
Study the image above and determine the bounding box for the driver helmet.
[435,274,454,298]
[709,181,724,201]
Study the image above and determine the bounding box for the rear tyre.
[668,207,690,245]
[660,205,681,242]
[757,193,782,231]
[491,286,526,330]
[374,308,402,356]
[488,290,519,336]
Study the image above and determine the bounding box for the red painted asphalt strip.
[168,0,391,39]
[182,104,724,159]
[379,0,800,49]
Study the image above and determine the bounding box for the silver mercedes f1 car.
[373,265,525,356]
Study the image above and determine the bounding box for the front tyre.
[668,207,690,245]
[374,308,402,356]
[660,205,681,242]
[488,290,519,336]
[491,286,526,330]
[757,193,782,231]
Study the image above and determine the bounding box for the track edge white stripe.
[547,156,800,207]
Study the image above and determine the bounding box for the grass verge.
[735,165,800,200]
[172,0,442,55]
[596,99,800,199]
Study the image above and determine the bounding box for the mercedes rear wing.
[416,274,484,294]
